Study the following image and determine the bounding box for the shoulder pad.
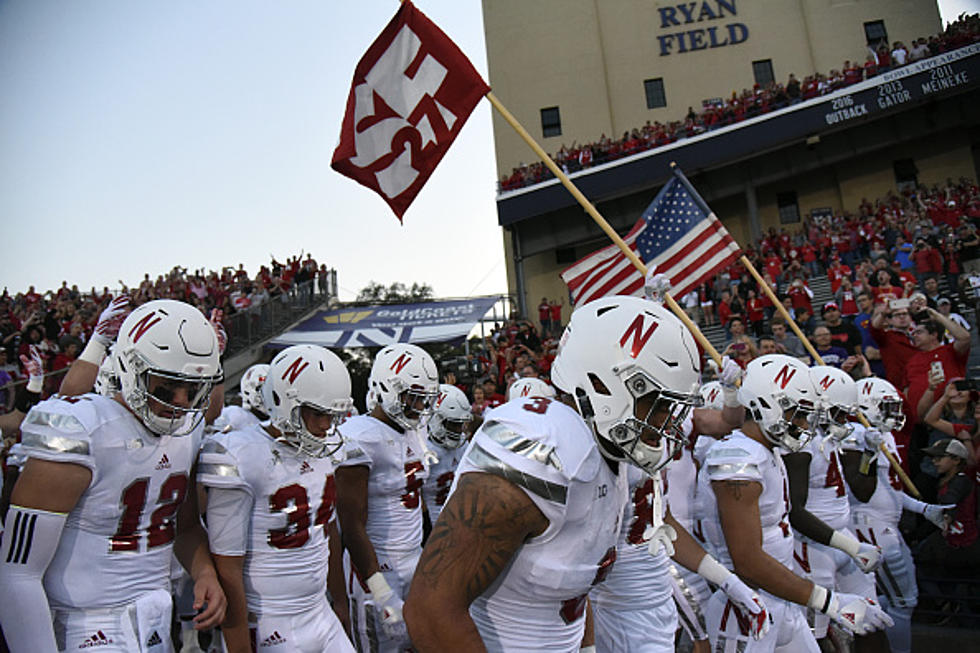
[705,434,766,482]
[18,396,110,470]
[197,431,251,491]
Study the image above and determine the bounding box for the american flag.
[561,174,740,306]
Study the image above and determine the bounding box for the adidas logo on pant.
[79,630,113,648]
[260,630,287,646]
[146,630,163,647]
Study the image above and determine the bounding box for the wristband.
[696,554,733,586]
[829,530,861,557]
[366,571,393,599]
[723,387,740,408]
[807,584,832,614]
[580,647,596,653]
[78,339,107,366]
[26,376,43,394]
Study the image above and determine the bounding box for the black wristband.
[821,589,833,614]
[15,389,40,414]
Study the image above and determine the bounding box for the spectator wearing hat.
[936,297,970,340]
[916,439,978,578]
[822,302,863,355]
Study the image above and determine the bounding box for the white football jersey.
[798,434,850,530]
[422,439,465,524]
[452,397,629,652]
[213,404,262,433]
[841,425,903,528]
[18,394,202,610]
[664,415,698,530]
[198,425,338,614]
[697,431,794,570]
[337,415,428,556]
[591,465,672,611]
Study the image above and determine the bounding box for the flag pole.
[484,91,724,366]
[740,258,921,497]
[672,163,917,494]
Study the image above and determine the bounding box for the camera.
[912,310,930,323]
[954,379,978,392]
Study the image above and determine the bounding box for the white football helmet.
[113,300,221,436]
[507,377,556,401]
[368,343,439,430]
[240,363,270,418]
[428,384,473,449]
[94,353,119,398]
[856,377,906,432]
[551,296,700,474]
[699,380,724,410]
[809,365,858,442]
[738,355,818,452]
[262,345,353,458]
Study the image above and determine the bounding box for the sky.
[0,1,974,302]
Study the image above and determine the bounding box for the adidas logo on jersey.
[145,630,162,647]
[79,630,114,648]
[299,460,314,474]
[155,454,171,470]
[406,446,415,456]
[260,631,287,646]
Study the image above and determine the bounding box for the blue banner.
[270,297,499,348]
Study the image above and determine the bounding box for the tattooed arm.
[404,471,548,651]
[712,479,815,605]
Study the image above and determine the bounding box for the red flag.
[332,1,490,221]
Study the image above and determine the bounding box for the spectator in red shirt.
[537,297,551,336]
[870,300,918,390]
[826,257,851,293]
[905,311,970,420]
[786,276,813,315]
[911,238,943,284]
[548,299,563,337]
[916,439,978,578]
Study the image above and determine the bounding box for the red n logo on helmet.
[128,312,162,344]
[435,392,446,409]
[861,381,874,395]
[619,315,660,359]
[773,364,798,389]
[282,358,309,384]
[390,353,412,374]
[817,375,835,391]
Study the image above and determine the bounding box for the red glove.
[93,295,132,346]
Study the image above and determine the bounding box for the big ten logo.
[351,24,457,200]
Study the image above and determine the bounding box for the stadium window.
[864,20,888,49]
[644,78,667,109]
[752,60,775,87]
[893,158,918,192]
[555,247,577,264]
[540,106,562,138]
[777,192,800,225]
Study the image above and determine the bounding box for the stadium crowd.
[499,13,980,192]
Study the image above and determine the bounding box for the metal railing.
[224,272,337,357]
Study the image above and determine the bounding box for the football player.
[422,384,473,525]
[0,299,226,652]
[406,296,728,651]
[199,345,354,652]
[214,363,270,432]
[784,366,887,652]
[698,354,892,652]
[841,377,949,653]
[336,343,439,652]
